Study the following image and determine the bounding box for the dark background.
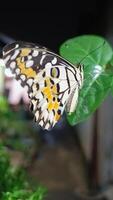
[0,0,112,51]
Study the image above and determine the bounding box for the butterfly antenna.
[79,40,106,64]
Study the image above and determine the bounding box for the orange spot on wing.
[16,58,36,78]
[55,113,61,121]
[43,87,50,94]
[42,87,53,101]
[45,78,51,87]
[54,101,59,110]
[48,102,54,110]
[47,99,59,112]
[47,93,53,101]
[20,48,31,56]
[52,85,57,94]
[42,78,59,111]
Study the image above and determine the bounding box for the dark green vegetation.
[0,144,46,200]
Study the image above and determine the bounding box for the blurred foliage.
[0,96,33,134]
[0,96,41,164]
[60,35,113,125]
[0,143,47,200]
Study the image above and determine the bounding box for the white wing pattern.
[2,41,84,130]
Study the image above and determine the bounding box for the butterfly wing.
[2,41,83,129]
[66,85,79,114]
[30,64,81,129]
[2,41,48,91]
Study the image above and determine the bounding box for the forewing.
[2,41,47,90]
[2,41,75,90]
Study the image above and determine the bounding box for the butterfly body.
[2,41,84,130]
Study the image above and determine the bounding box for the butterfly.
[2,41,84,130]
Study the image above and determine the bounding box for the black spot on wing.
[57,109,61,115]
[50,78,54,85]
[56,83,60,93]
[42,71,46,77]
[29,102,33,112]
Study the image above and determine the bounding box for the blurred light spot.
[5,68,15,77]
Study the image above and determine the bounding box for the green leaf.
[60,35,113,125]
